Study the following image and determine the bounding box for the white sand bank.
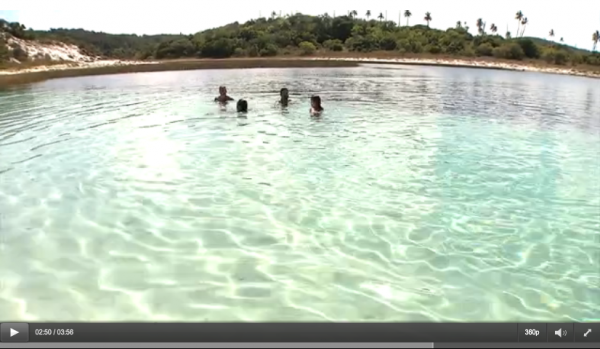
[0,60,158,75]
[314,57,600,79]
[0,34,159,75]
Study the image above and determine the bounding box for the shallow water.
[0,65,599,322]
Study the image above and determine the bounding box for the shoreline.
[318,56,600,78]
[1,56,599,87]
[0,58,359,86]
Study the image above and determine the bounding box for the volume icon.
[554,328,567,338]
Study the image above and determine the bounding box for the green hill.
[1,14,599,68]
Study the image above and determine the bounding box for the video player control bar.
[0,323,598,343]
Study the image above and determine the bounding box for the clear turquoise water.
[0,65,598,322]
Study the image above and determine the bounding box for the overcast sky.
[1,0,599,50]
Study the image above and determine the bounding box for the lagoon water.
[0,65,599,322]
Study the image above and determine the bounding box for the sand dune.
[1,34,156,75]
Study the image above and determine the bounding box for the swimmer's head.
[311,95,322,110]
[237,99,248,112]
[219,86,227,96]
[280,88,289,100]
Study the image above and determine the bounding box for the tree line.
[1,12,599,67]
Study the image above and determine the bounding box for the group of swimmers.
[214,86,324,116]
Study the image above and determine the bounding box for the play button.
[1,323,29,342]
[10,328,18,337]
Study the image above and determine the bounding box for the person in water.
[237,99,248,113]
[214,86,235,103]
[279,88,291,106]
[310,95,323,115]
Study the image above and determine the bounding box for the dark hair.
[311,95,323,110]
[237,99,248,112]
[280,88,289,96]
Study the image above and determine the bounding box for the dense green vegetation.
[1,12,599,67]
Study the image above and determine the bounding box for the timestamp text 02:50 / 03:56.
[34,329,75,336]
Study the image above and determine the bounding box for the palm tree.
[456,21,462,29]
[506,31,512,39]
[424,12,432,27]
[549,29,555,41]
[271,11,277,19]
[515,11,524,38]
[366,10,371,20]
[560,37,564,43]
[378,12,384,22]
[593,30,599,52]
[404,10,412,27]
[404,10,412,26]
[476,18,485,35]
[490,24,498,34]
[320,12,332,27]
[350,10,358,18]
[520,17,528,37]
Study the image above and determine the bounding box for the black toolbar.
[0,323,598,343]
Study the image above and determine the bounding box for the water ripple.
[0,66,598,323]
